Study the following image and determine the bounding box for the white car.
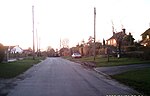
[72,53,82,58]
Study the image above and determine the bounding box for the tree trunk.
[118,41,121,58]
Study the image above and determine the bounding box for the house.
[23,47,33,56]
[4,45,23,61]
[106,29,126,46]
[10,45,23,53]
[59,47,70,56]
[141,28,150,46]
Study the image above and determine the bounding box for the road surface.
[7,58,138,96]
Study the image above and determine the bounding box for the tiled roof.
[141,28,150,36]
[107,31,126,41]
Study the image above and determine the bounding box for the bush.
[125,46,150,60]
[0,43,5,63]
[99,48,105,55]
[142,47,150,60]
[125,51,143,58]
[124,46,137,52]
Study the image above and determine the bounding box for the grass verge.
[69,56,150,67]
[0,57,43,79]
[111,68,150,96]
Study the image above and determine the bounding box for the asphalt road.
[7,58,138,96]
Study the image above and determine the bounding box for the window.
[108,41,110,45]
[147,35,149,39]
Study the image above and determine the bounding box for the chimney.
[122,28,126,34]
[113,32,115,35]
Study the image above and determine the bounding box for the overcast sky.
[0,0,150,50]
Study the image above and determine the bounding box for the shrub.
[125,51,143,58]
[142,47,150,60]
[124,46,137,52]
[99,48,105,55]
[125,46,150,60]
[0,43,5,63]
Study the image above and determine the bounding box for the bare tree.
[62,38,69,48]
[47,46,55,57]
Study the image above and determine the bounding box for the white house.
[10,45,23,53]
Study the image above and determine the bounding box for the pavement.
[94,64,150,76]
[5,57,139,96]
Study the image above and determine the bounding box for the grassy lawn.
[111,68,150,96]
[68,56,150,67]
[0,57,43,79]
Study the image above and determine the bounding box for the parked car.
[71,53,82,58]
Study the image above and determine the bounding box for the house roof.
[107,31,126,41]
[4,45,23,53]
[141,28,150,36]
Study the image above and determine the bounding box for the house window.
[108,41,110,45]
[113,39,116,44]
[147,35,149,39]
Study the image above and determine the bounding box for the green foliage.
[123,33,135,46]
[142,47,150,60]
[99,48,105,55]
[0,57,41,78]
[124,46,137,51]
[47,46,55,57]
[125,51,143,58]
[123,46,150,60]
[0,43,5,63]
[69,56,150,67]
[112,68,150,96]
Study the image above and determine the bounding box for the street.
[7,58,138,96]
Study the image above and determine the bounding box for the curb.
[93,68,112,79]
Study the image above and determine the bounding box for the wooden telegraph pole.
[32,5,35,60]
[94,7,96,61]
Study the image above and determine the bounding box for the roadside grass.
[65,56,150,95]
[0,57,43,79]
[62,56,71,59]
[111,68,150,96]
[69,56,150,67]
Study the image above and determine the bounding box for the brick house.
[141,28,150,46]
[106,29,126,46]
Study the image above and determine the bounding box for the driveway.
[7,58,138,96]
[95,64,150,75]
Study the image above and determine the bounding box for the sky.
[0,0,150,51]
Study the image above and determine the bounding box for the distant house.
[4,45,23,61]
[141,28,150,46]
[59,48,70,56]
[23,48,33,56]
[106,29,126,46]
[10,45,23,53]
[106,28,135,47]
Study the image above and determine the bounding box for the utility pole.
[94,7,96,61]
[60,38,61,49]
[36,28,38,56]
[39,37,41,56]
[32,5,35,60]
